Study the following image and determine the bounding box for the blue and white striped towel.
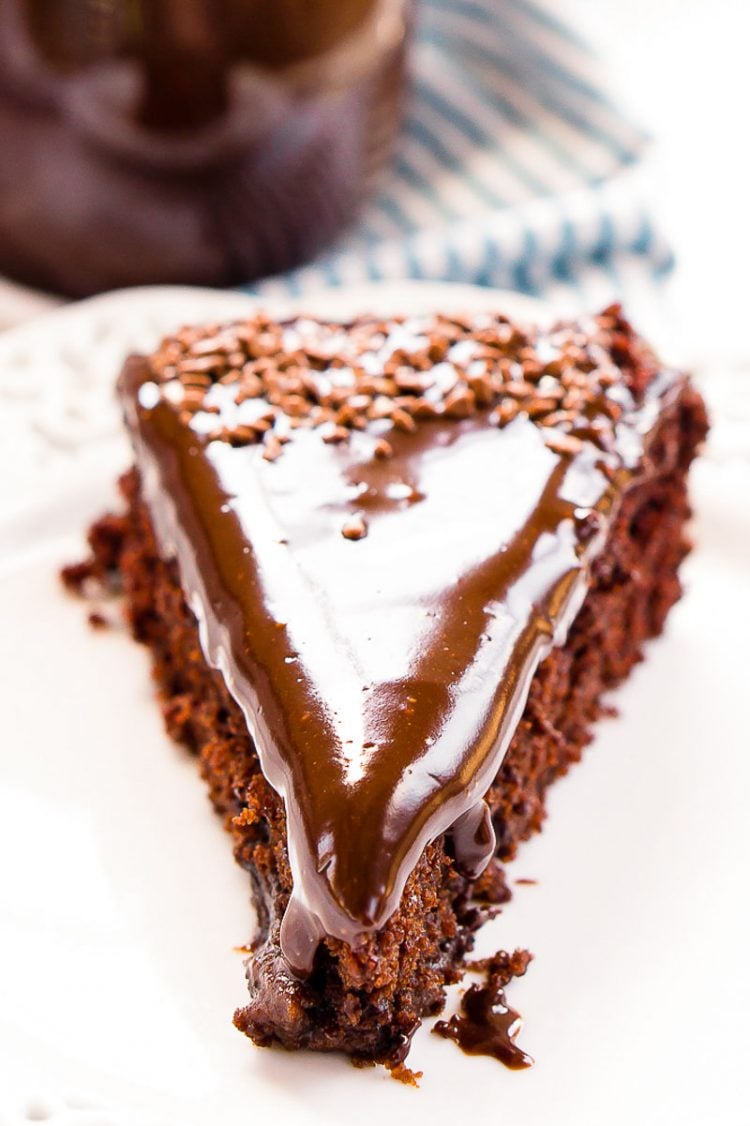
[253,0,670,311]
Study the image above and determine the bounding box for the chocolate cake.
[64,304,707,1073]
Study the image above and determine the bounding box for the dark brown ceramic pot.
[0,0,412,296]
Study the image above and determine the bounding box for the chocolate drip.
[449,801,496,880]
[120,312,684,974]
[278,894,326,979]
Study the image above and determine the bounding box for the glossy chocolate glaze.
[119,312,684,974]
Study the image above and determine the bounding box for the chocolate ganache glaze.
[119,308,683,974]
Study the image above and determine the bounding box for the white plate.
[0,283,748,1126]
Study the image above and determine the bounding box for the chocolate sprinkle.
[139,306,649,461]
[341,513,368,541]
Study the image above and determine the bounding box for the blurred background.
[0,0,747,374]
[0,0,413,294]
[567,0,748,370]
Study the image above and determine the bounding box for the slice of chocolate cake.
[65,305,707,1072]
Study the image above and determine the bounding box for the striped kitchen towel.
[252,0,670,311]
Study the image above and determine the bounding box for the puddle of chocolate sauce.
[433,950,534,1069]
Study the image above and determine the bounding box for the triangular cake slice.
[70,305,707,1070]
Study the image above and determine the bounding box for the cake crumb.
[387,1062,423,1087]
